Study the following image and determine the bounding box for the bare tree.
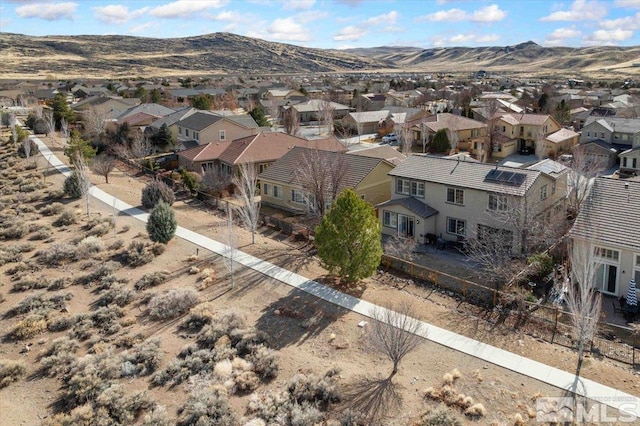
[201,167,231,195]
[60,117,69,140]
[562,239,602,379]
[34,104,43,120]
[232,163,260,245]
[268,101,280,131]
[319,98,335,135]
[368,302,425,378]
[445,122,460,155]
[43,110,55,141]
[295,149,349,217]
[283,107,300,136]
[82,106,107,141]
[114,132,152,166]
[222,204,237,289]
[566,144,606,217]
[481,98,500,162]
[74,154,92,216]
[399,122,412,154]
[91,154,116,183]
[21,137,32,160]
[533,126,546,160]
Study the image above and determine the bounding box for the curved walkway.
[31,133,639,418]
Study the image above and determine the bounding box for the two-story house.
[417,113,488,153]
[258,146,395,214]
[569,178,640,298]
[377,155,568,254]
[175,111,258,148]
[579,117,640,170]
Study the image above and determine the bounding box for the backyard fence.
[381,254,639,368]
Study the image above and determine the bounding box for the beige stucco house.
[259,146,394,214]
[175,111,258,146]
[377,155,568,254]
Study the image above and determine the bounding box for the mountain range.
[1,32,639,79]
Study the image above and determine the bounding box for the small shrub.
[48,277,71,291]
[11,314,48,340]
[0,359,27,388]
[141,405,172,426]
[86,222,111,237]
[464,403,486,418]
[95,284,135,307]
[123,241,155,267]
[247,345,279,380]
[29,227,52,241]
[39,336,80,377]
[141,179,175,209]
[119,225,130,234]
[12,276,49,292]
[0,223,27,240]
[75,261,120,286]
[287,369,341,408]
[146,201,177,244]
[46,189,65,200]
[177,384,236,426]
[148,288,199,321]
[196,311,245,347]
[47,314,76,332]
[75,236,105,258]
[54,210,77,227]
[108,239,124,251]
[40,202,64,216]
[135,271,169,291]
[289,401,323,426]
[416,405,463,426]
[38,243,77,266]
[120,338,162,377]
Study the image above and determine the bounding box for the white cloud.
[585,28,634,43]
[266,17,310,42]
[432,33,500,46]
[282,0,315,10]
[547,26,582,40]
[471,4,507,22]
[333,25,366,41]
[419,8,467,22]
[615,0,640,8]
[16,1,76,20]
[599,12,640,29]
[450,34,475,43]
[294,10,328,24]
[475,33,500,43]
[540,0,608,21]
[93,4,149,25]
[364,10,399,26]
[128,22,156,34]
[149,0,227,19]
[418,4,505,23]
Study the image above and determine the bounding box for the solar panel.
[484,169,526,186]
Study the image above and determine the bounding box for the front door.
[596,263,618,295]
[398,215,414,238]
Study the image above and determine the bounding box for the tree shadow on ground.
[339,376,402,425]
[254,286,352,350]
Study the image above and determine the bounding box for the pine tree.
[314,189,382,283]
[147,201,177,244]
[431,128,450,153]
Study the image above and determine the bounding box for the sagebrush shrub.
[120,338,162,377]
[95,284,135,307]
[63,171,84,198]
[12,276,49,292]
[0,223,27,240]
[0,359,27,388]
[177,384,236,426]
[416,404,463,426]
[146,201,177,244]
[147,288,199,320]
[134,271,169,291]
[75,236,104,258]
[54,210,77,227]
[11,314,48,340]
[38,243,77,266]
[40,202,64,216]
[122,241,155,267]
[141,180,175,209]
[39,336,80,377]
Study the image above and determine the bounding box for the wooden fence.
[381,254,639,368]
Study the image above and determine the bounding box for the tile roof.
[389,155,541,196]
[292,99,350,113]
[148,107,197,130]
[424,113,487,132]
[258,146,389,190]
[347,110,389,123]
[376,197,438,218]
[177,141,232,162]
[226,114,259,129]
[498,113,554,126]
[219,132,346,165]
[545,128,579,143]
[569,177,640,251]
[177,111,224,131]
[116,103,176,120]
[525,159,569,177]
[348,145,407,166]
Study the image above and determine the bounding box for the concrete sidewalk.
[30,134,640,418]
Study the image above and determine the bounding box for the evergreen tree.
[146,201,177,244]
[151,123,174,150]
[64,130,96,165]
[249,107,270,127]
[314,189,382,284]
[191,94,213,110]
[47,93,74,130]
[431,128,451,153]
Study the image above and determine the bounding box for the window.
[623,157,628,167]
[273,185,281,199]
[396,178,410,195]
[551,181,556,195]
[447,218,466,237]
[447,187,464,205]
[594,247,619,261]
[540,184,548,200]
[221,163,232,175]
[636,254,640,267]
[179,127,183,135]
[587,131,590,137]
[635,254,640,285]
[634,158,638,169]
[262,183,271,196]
[185,129,190,137]
[488,193,508,211]
[383,210,398,228]
[600,132,605,138]
[219,130,226,141]
[259,163,269,173]
[194,131,199,141]
[291,189,306,204]
[614,134,619,140]
[477,224,513,251]
[411,181,424,197]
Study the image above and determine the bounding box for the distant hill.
[1,32,639,79]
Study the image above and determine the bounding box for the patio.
[601,294,639,327]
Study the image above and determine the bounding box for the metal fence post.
[551,307,558,344]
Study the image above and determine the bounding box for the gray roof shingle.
[376,197,438,218]
[389,155,541,196]
[569,177,640,251]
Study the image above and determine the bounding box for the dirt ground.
[0,134,638,426]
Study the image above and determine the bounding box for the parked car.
[382,133,398,144]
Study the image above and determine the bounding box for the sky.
[1,0,640,49]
